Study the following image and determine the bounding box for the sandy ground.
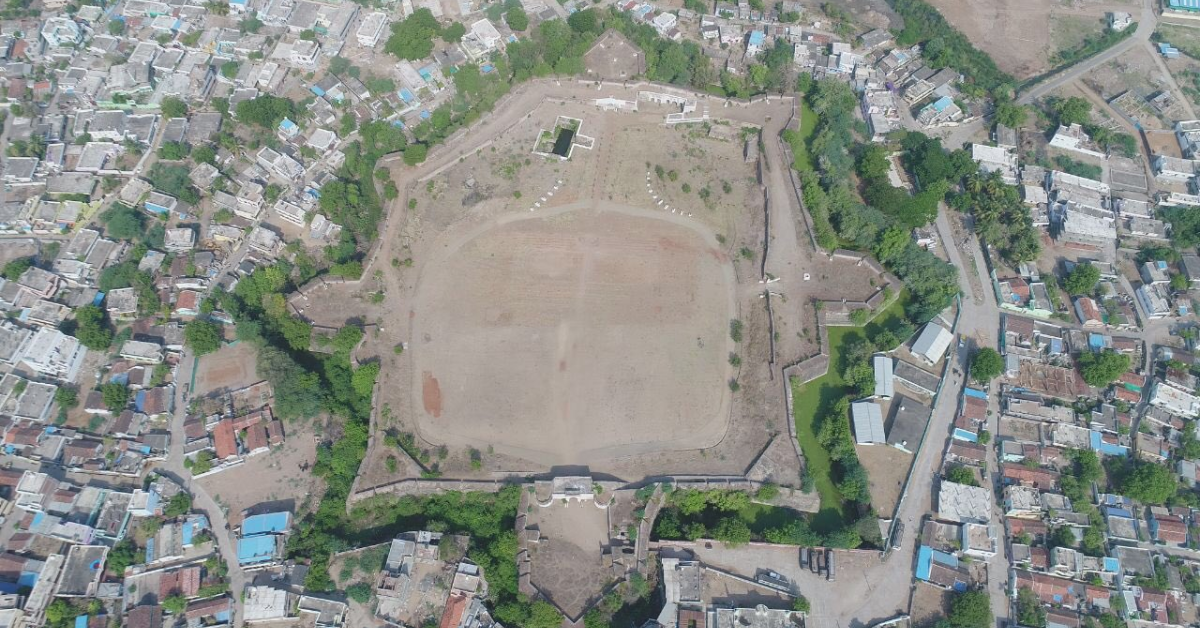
[856,444,914,517]
[526,499,614,620]
[192,342,260,398]
[411,202,734,466]
[197,421,320,526]
[926,0,1130,79]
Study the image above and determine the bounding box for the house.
[163,228,195,252]
[1153,155,1200,181]
[1014,570,1080,609]
[118,340,164,364]
[19,327,87,382]
[1050,124,1105,159]
[356,12,388,48]
[889,396,932,453]
[937,480,991,524]
[873,354,893,399]
[1180,253,1200,287]
[1135,284,1171,319]
[912,322,953,365]
[851,401,885,445]
[972,144,1018,184]
[1074,297,1104,328]
[144,192,177,216]
[1149,381,1200,418]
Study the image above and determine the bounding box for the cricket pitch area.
[413,202,734,466]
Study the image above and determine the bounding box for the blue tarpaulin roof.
[952,428,978,442]
[74,616,88,628]
[242,512,290,536]
[963,388,988,400]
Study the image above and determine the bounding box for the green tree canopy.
[385,8,440,60]
[1052,96,1092,126]
[1063,262,1100,295]
[948,590,992,628]
[1077,349,1130,388]
[2,257,33,281]
[234,95,297,128]
[1117,461,1176,505]
[505,6,529,31]
[970,347,1003,383]
[101,383,130,412]
[184,320,223,355]
[70,305,114,351]
[161,96,188,119]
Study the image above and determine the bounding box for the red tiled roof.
[212,420,237,460]
[961,396,987,421]
[1016,570,1078,608]
[1003,463,1060,489]
[160,566,201,598]
[1008,518,1048,536]
[126,606,163,628]
[439,594,469,628]
[244,424,268,452]
[185,596,231,620]
[184,418,207,441]
[174,290,200,313]
[266,420,284,446]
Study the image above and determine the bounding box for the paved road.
[162,354,248,628]
[1016,0,1157,106]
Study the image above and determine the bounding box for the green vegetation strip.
[791,293,908,529]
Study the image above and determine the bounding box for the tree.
[234,95,296,128]
[192,144,217,165]
[568,8,600,34]
[102,383,130,412]
[239,16,263,32]
[505,6,529,31]
[713,517,753,545]
[1077,349,1130,388]
[2,257,33,280]
[100,203,146,240]
[528,601,563,628]
[221,61,240,79]
[159,141,189,160]
[996,101,1027,128]
[948,590,992,628]
[442,21,466,42]
[107,19,125,35]
[1063,263,1100,295]
[106,539,142,575]
[161,96,188,119]
[1162,206,1200,248]
[164,492,192,517]
[185,320,223,355]
[385,8,440,60]
[1015,587,1046,627]
[71,305,113,350]
[1053,96,1092,126]
[54,386,78,409]
[1171,273,1190,292]
[404,144,428,165]
[162,594,187,614]
[970,348,1003,383]
[945,465,979,486]
[1118,461,1176,505]
[346,582,372,603]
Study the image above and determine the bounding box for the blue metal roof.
[242,512,290,536]
[748,30,765,45]
[952,428,978,442]
[932,96,953,112]
[1170,0,1200,8]
[963,388,988,400]
[237,535,277,565]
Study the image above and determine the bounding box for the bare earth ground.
[526,499,614,620]
[925,0,1132,79]
[325,89,799,484]
[856,444,913,517]
[411,204,734,467]
[909,583,953,628]
[192,342,260,398]
[197,421,320,526]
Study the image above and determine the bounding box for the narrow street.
[162,352,248,628]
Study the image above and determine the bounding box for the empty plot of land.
[926,0,1052,78]
[193,342,259,398]
[527,501,613,620]
[198,426,319,527]
[411,203,734,466]
[856,444,913,516]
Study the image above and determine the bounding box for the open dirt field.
[198,421,320,526]
[411,203,734,466]
[925,0,1127,79]
[856,444,913,517]
[192,342,259,398]
[526,500,614,620]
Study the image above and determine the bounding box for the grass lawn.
[791,292,909,532]
[789,100,818,173]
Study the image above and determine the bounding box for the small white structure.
[244,586,291,623]
[1149,381,1200,418]
[912,323,953,366]
[548,476,594,503]
[1109,11,1133,31]
[1049,124,1106,159]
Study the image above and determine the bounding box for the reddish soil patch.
[422,371,443,418]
